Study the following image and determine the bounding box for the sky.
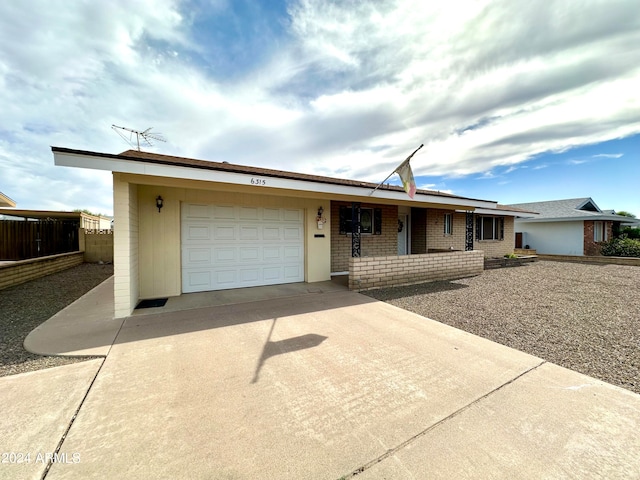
[0,0,639,217]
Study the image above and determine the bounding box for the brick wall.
[583,220,613,256]
[426,210,467,251]
[0,252,84,290]
[475,216,515,257]
[331,201,398,272]
[349,250,484,291]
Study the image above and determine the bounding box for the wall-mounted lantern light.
[156,196,164,213]
[316,206,326,229]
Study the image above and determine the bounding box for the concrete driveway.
[9,279,640,479]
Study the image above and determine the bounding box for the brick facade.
[426,209,467,251]
[331,201,398,272]
[583,220,613,256]
[332,204,516,272]
[475,215,515,258]
[349,250,484,291]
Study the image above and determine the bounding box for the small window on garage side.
[339,206,382,235]
[444,213,452,235]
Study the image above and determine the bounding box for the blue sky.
[0,0,639,216]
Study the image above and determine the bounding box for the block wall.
[0,252,84,290]
[349,250,484,291]
[82,229,114,263]
[331,202,398,272]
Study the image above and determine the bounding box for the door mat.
[135,298,168,309]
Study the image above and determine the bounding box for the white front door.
[181,203,304,293]
[398,214,408,255]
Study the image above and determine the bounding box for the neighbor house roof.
[52,147,510,212]
[508,198,638,224]
[0,192,16,208]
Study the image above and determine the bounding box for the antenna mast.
[111,125,166,151]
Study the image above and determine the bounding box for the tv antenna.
[111,124,166,151]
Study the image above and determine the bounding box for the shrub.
[621,227,640,240]
[600,236,640,257]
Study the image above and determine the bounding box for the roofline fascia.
[52,148,499,210]
[515,215,638,224]
[463,207,540,217]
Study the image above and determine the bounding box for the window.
[476,216,504,241]
[444,213,452,235]
[339,206,382,235]
[594,221,608,242]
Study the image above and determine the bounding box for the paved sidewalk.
[6,280,640,479]
[0,360,103,480]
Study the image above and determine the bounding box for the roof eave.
[52,147,498,210]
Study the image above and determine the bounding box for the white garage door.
[181,204,304,293]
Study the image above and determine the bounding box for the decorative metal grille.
[351,202,361,257]
[465,211,474,251]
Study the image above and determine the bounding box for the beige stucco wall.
[133,178,331,302]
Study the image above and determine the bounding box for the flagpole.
[368,144,423,196]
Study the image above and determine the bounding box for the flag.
[396,159,417,199]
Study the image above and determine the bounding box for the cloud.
[0,0,639,213]
[593,153,623,159]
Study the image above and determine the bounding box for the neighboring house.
[52,147,528,317]
[0,191,16,208]
[507,198,637,256]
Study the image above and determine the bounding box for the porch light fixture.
[156,196,163,213]
[317,206,324,219]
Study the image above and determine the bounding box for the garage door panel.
[239,226,260,240]
[239,247,260,262]
[213,247,236,262]
[263,226,281,240]
[186,225,211,241]
[283,245,302,260]
[284,227,302,241]
[213,206,235,219]
[239,268,260,283]
[186,248,211,265]
[283,209,302,222]
[184,204,210,219]
[240,207,259,220]
[182,203,304,292]
[213,225,236,241]
[263,208,280,221]
[184,271,211,290]
[283,265,303,280]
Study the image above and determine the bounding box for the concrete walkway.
[7,279,640,479]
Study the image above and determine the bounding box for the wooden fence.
[0,219,80,260]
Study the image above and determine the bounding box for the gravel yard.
[366,261,640,395]
[0,263,113,377]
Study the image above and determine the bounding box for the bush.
[621,227,640,240]
[600,236,640,257]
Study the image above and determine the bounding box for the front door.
[398,214,408,255]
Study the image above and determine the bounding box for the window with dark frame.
[594,221,607,242]
[476,216,504,241]
[444,213,452,235]
[339,206,382,235]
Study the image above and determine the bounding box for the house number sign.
[250,178,266,186]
